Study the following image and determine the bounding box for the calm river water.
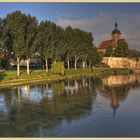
[0,74,140,137]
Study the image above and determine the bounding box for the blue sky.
[0,3,140,50]
[0,3,140,22]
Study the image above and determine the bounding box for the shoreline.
[0,68,132,89]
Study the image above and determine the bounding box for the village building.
[98,22,140,70]
[98,22,126,54]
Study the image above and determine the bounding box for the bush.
[0,58,11,70]
[0,59,4,69]
[51,61,65,76]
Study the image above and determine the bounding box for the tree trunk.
[67,60,70,69]
[82,61,86,69]
[46,58,48,72]
[27,58,30,75]
[74,59,77,70]
[53,59,57,64]
[17,86,22,108]
[46,84,48,94]
[67,81,70,95]
[82,78,85,87]
[89,62,91,69]
[75,80,78,93]
[17,57,20,76]
[18,86,21,100]
[70,61,72,69]
[85,61,87,69]
[27,85,30,102]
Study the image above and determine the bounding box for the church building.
[98,22,125,54]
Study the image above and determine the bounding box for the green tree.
[64,27,99,69]
[0,21,13,69]
[35,21,64,72]
[113,39,129,57]
[72,28,84,69]
[79,32,94,69]
[0,10,101,73]
[0,18,4,48]
[63,26,75,69]
[3,11,38,75]
[51,25,65,62]
[3,11,31,75]
[104,46,113,57]
[24,15,38,75]
[87,47,100,68]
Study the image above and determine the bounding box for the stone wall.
[102,57,140,69]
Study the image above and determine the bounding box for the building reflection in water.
[97,74,140,116]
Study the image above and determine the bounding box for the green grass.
[0,68,132,88]
[65,68,131,77]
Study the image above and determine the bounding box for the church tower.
[98,22,125,54]
[111,22,122,45]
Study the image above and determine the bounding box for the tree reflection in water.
[0,75,140,136]
[0,78,96,136]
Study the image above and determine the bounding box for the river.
[0,74,140,137]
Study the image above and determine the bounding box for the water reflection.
[97,74,140,116]
[0,75,140,136]
[0,78,96,136]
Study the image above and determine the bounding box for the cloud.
[57,14,140,51]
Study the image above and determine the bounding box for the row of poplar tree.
[0,11,100,75]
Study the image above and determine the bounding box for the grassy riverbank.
[0,68,131,88]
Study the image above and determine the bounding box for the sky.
[0,3,140,50]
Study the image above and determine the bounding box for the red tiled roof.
[98,40,116,49]
[129,49,139,54]
[98,39,126,50]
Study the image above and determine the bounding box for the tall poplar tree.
[4,11,29,75]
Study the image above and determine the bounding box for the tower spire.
[115,22,118,29]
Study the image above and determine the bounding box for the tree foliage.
[51,61,65,76]
[113,39,129,57]
[0,10,100,73]
[104,46,113,57]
